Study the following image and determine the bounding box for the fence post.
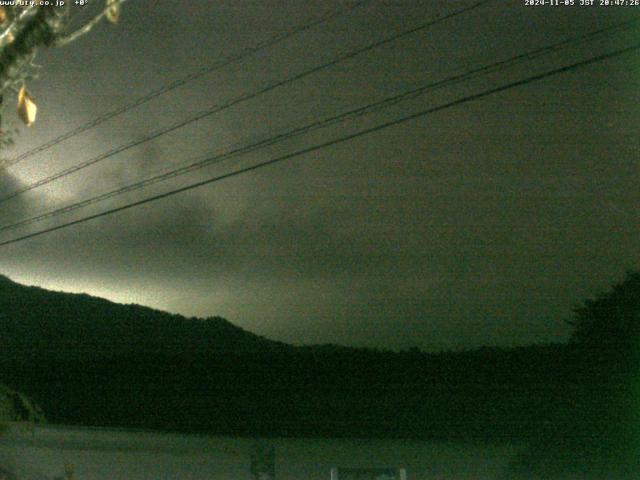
[250,442,275,480]
[64,463,74,480]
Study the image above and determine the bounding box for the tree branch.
[0,7,39,49]
[53,0,128,48]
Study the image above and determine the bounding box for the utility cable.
[0,19,634,234]
[0,43,636,247]
[0,0,492,204]
[0,0,371,169]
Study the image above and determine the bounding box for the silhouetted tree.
[506,270,640,479]
[568,270,640,476]
[570,270,640,359]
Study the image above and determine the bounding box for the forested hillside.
[0,274,570,441]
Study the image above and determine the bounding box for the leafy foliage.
[571,271,640,356]
[0,383,45,423]
[506,271,640,479]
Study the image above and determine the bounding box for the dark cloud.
[0,173,36,225]
[0,1,637,350]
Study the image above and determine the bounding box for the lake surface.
[0,423,521,479]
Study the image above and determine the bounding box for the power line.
[0,0,371,170]
[0,0,492,205]
[1,19,634,234]
[1,43,636,248]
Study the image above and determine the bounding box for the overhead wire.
[0,43,637,248]
[0,0,493,205]
[0,0,372,169]
[0,19,635,234]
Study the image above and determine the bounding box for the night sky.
[0,0,638,351]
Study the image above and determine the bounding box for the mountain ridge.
[0,273,290,358]
[0,272,572,442]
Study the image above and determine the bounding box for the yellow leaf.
[3,32,14,45]
[106,0,120,24]
[17,86,37,127]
